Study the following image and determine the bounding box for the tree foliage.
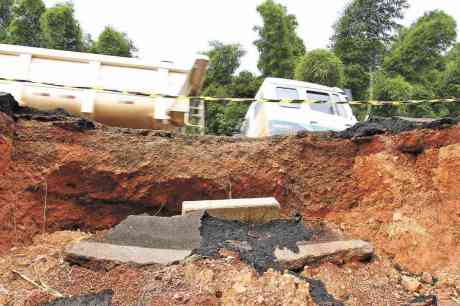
[294,49,345,87]
[201,42,262,135]
[0,1,138,57]
[373,71,413,101]
[442,44,460,97]
[332,0,408,65]
[254,0,305,78]
[92,26,136,57]
[204,70,263,136]
[228,70,263,98]
[332,0,409,99]
[384,10,457,88]
[447,43,460,62]
[0,0,13,40]
[40,2,83,51]
[202,41,245,89]
[7,0,45,47]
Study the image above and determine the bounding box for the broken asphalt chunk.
[274,240,374,270]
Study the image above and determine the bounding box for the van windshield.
[307,91,335,115]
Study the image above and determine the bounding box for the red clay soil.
[1,112,460,280]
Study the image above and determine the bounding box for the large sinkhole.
[22,167,283,236]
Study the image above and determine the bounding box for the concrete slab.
[182,197,280,223]
[103,211,203,250]
[274,240,373,270]
[66,241,192,266]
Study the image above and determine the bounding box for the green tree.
[204,71,262,136]
[373,72,413,101]
[206,101,250,136]
[228,70,263,98]
[443,44,460,97]
[0,0,13,41]
[447,43,460,62]
[294,49,345,87]
[40,2,83,51]
[331,0,409,99]
[202,41,245,90]
[201,42,261,135]
[92,26,136,57]
[254,0,305,78]
[8,0,46,47]
[369,72,444,118]
[343,64,369,100]
[384,10,457,89]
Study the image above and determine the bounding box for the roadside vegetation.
[1,0,459,134]
[0,0,136,56]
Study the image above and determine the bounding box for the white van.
[241,78,358,138]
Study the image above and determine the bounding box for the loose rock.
[421,272,434,285]
[0,284,7,295]
[402,276,421,292]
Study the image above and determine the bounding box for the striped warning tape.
[0,77,459,106]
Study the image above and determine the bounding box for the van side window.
[276,87,299,100]
[332,94,348,118]
[307,91,335,115]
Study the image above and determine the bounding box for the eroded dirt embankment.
[1,108,460,278]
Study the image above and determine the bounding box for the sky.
[43,0,460,73]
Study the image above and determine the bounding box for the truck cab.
[241,78,358,138]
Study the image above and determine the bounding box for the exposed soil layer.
[197,214,341,272]
[2,103,460,285]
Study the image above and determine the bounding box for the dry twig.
[12,270,65,298]
[42,181,48,234]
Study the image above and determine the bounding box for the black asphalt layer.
[42,290,113,306]
[336,116,460,139]
[0,93,20,118]
[196,214,340,272]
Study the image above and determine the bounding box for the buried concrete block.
[182,197,280,223]
[65,241,192,266]
[103,212,203,250]
[274,240,373,270]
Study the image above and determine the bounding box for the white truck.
[0,44,208,130]
[242,78,358,138]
